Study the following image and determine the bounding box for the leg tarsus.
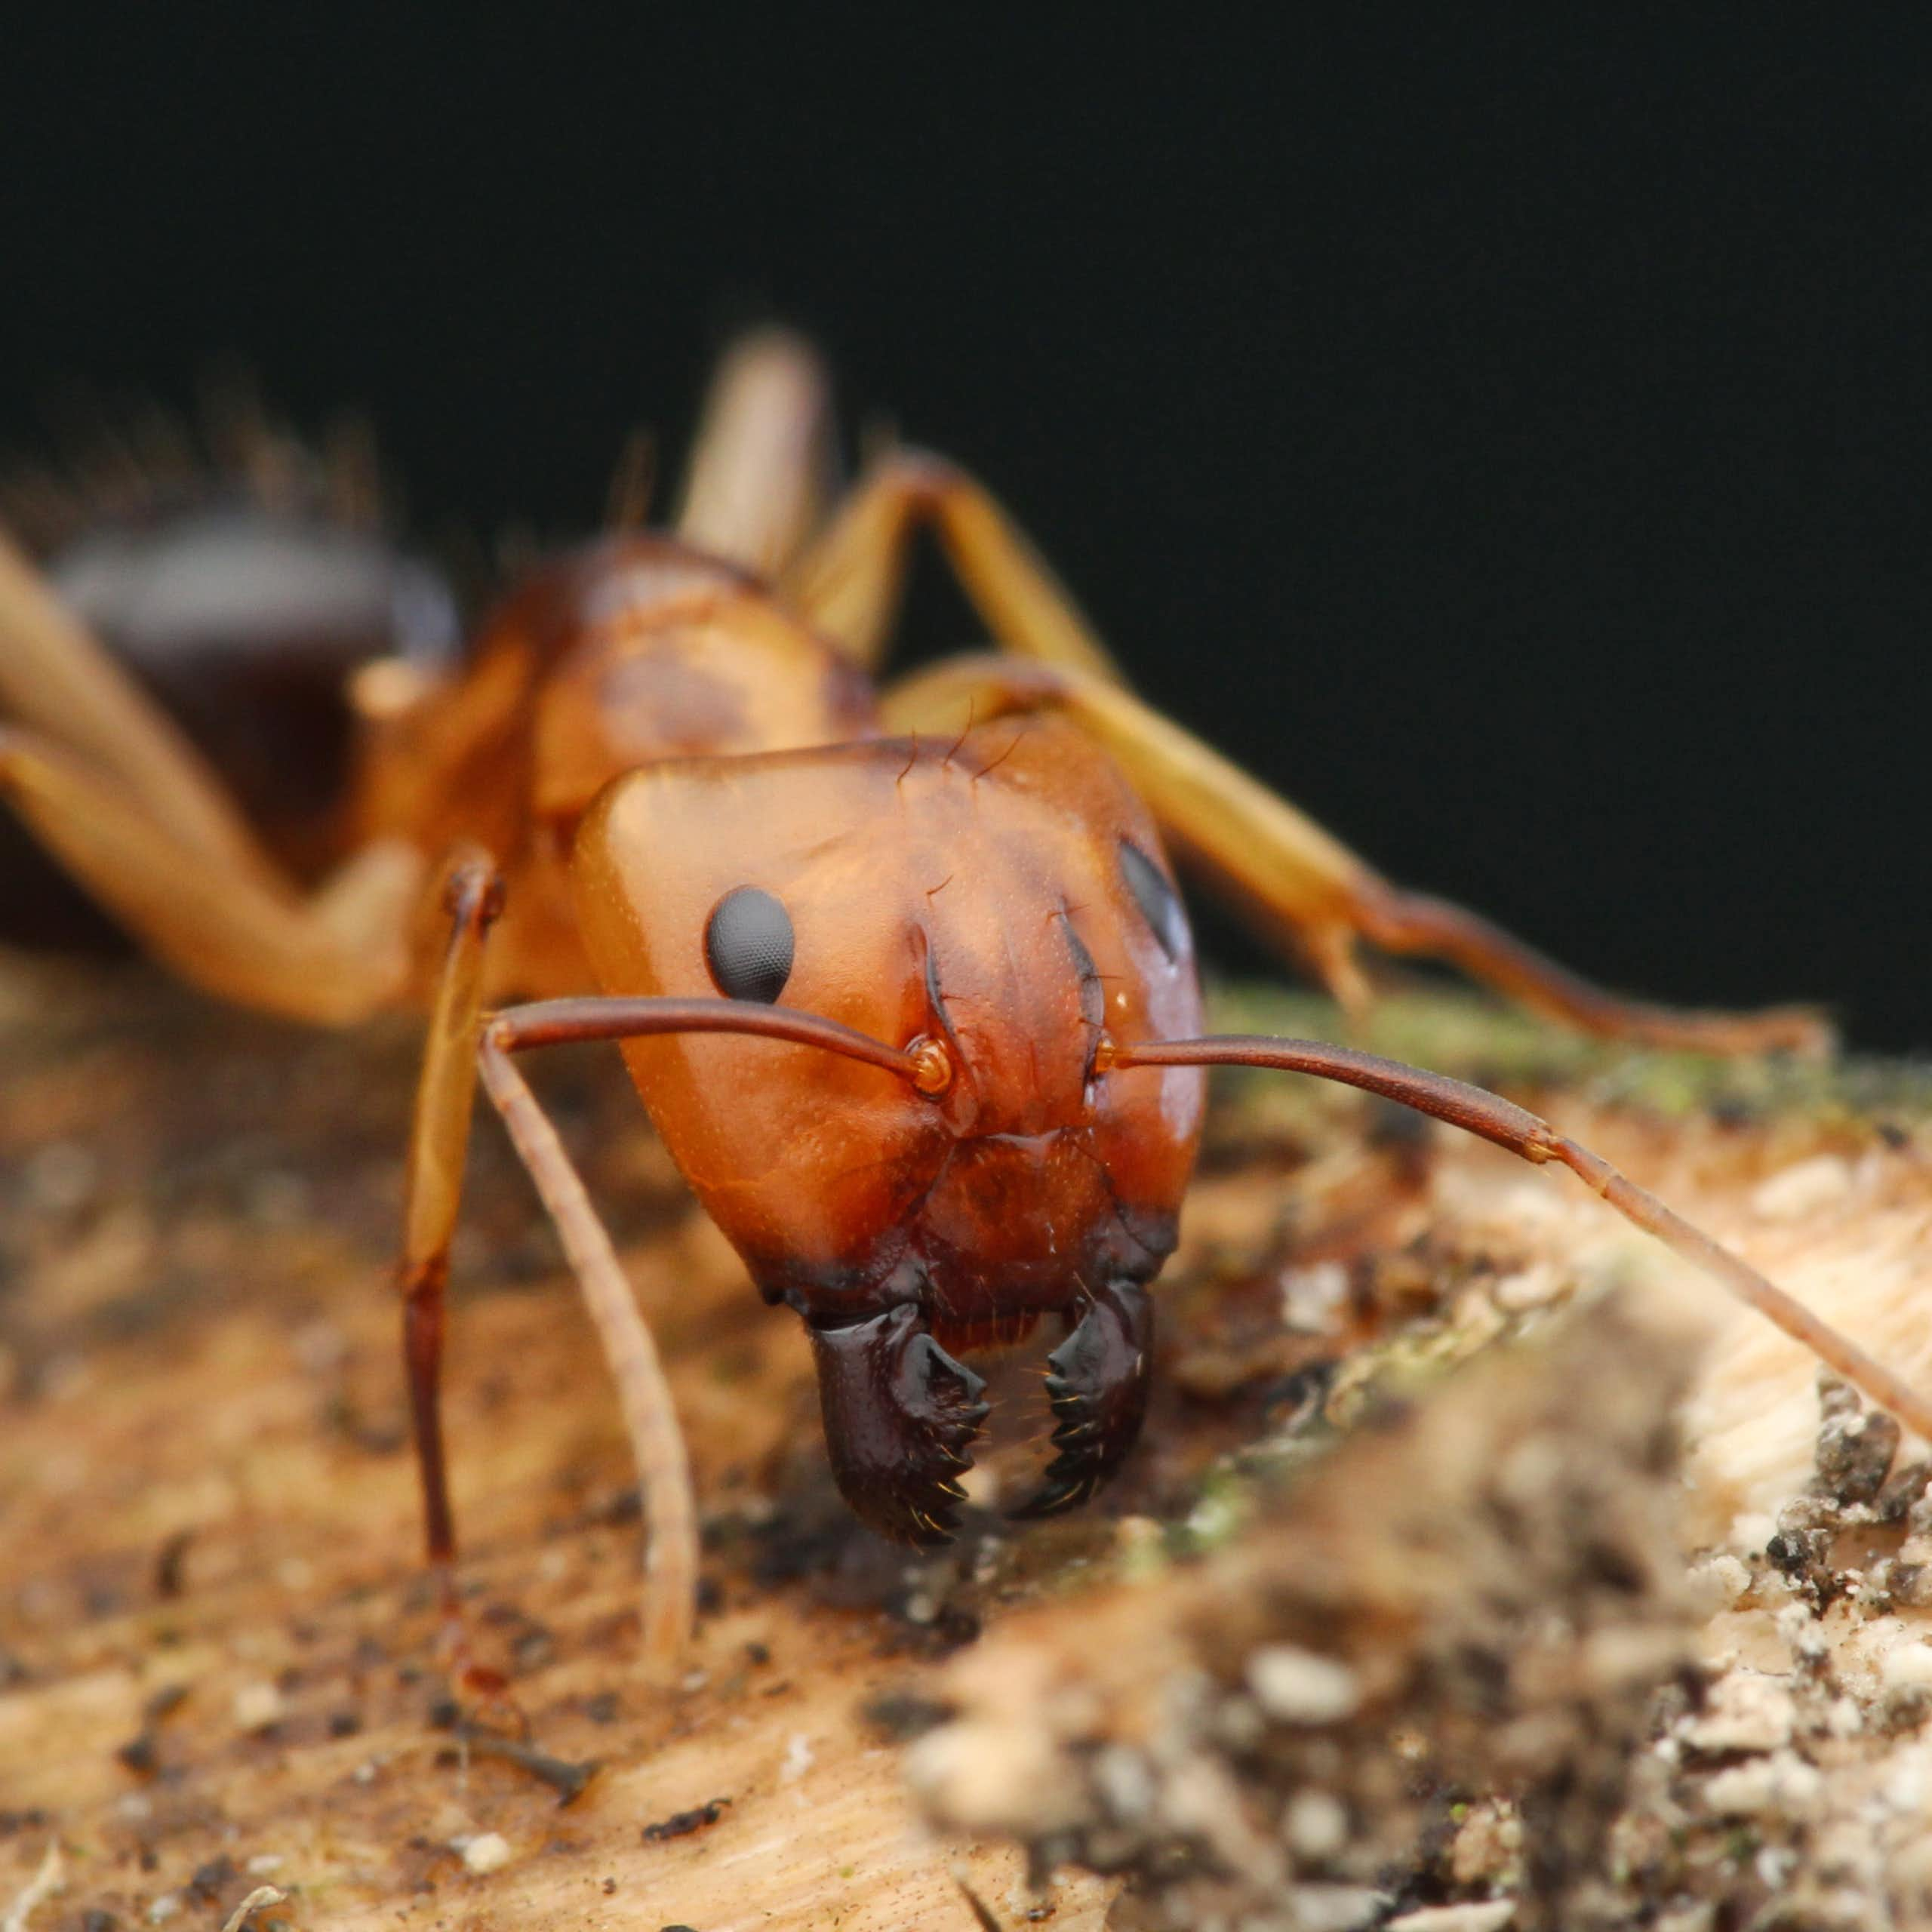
[402,1257,457,1566]
[1349,879,1832,1058]
[427,1569,521,1727]
[1010,1281,1154,1520]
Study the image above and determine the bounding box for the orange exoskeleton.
[2,331,1912,1669]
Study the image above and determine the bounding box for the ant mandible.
[0,334,1914,1669]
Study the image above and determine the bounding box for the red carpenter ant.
[1,332,1917,1668]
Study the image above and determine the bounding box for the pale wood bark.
[2,964,1925,1928]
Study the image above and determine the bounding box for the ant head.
[571,718,1207,1330]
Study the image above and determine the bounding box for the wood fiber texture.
[2,962,1930,1929]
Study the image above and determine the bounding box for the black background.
[3,18,1927,1046]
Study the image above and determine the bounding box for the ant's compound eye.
[705,887,795,1003]
[1118,841,1187,964]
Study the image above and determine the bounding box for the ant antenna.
[1106,1032,1932,1443]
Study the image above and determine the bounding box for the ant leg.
[0,724,422,1023]
[1109,1033,1932,1444]
[392,851,502,1675]
[785,450,1126,682]
[479,1010,699,1667]
[879,654,1829,1057]
[0,531,271,878]
[674,329,835,581]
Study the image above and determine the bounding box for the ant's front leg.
[805,1303,989,1546]
[391,848,507,1695]
[1010,1281,1155,1521]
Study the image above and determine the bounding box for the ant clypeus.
[0,333,1920,1672]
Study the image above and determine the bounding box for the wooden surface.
[3,960,1930,1928]
[0,961,1109,1930]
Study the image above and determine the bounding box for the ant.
[0,333,1918,1671]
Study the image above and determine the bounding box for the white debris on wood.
[1386,1903,1517,1932]
[779,1730,816,1783]
[1749,1153,1855,1223]
[1680,1669,1795,1755]
[231,1680,287,1732]
[1245,1646,1362,1724]
[0,1841,63,1932]
[217,1887,288,1932]
[1701,1752,1824,1820]
[458,1832,513,1875]
[1278,1260,1349,1334]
